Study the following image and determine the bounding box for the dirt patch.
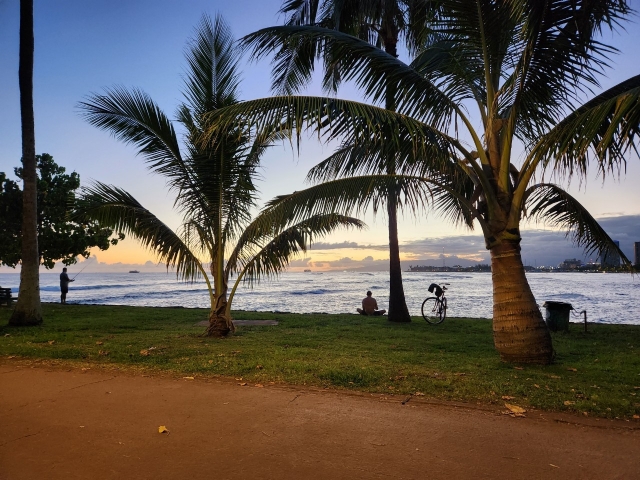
[1,362,638,479]
[194,319,279,326]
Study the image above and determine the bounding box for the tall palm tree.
[207,0,638,362]
[10,0,43,326]
[76,14,363,336]
[268,0,435,323]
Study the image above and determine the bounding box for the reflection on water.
[0,271,638,325]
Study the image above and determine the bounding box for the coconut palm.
[271,0,435,323]
[207,0,639,362]
[10,0,43,326]
[76,14,363,336]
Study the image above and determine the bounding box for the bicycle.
[421,283,449,325]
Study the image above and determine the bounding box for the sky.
[1,0,639,273]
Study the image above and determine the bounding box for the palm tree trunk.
[383,33,410,323]
[10,0,42,327]
[387,196,411,322]
[205,254,234,337]
[206,292,234,337]
[491,241,553,364]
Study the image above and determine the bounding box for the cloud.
[300,214,640,270]
[287,257,312,268]
[310,256,390,271]
[309,241,361,250]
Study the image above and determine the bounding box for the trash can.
[542,301,573,332]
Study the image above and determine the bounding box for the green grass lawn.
[1,303,639,419]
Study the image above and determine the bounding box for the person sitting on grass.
[357,291,386,316]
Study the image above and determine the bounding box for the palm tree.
[271,0,435,323]
[10,0,43,326]
[207,0,638,362]
[76,14,363,337]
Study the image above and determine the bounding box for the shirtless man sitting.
[357,290,386,316]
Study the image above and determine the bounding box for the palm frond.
[182,13,241,117]
[524,183,631,268]
[527,75,640,181]
[204,95,459,165]
[506,0,633,141]
[75,182,206,281]
[78,86,183,168]
[259,174,475,234]
[228,213,365,284]
[241,25,459,126]
[305,132,464,184]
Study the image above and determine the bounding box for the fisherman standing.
[59,267,75,304]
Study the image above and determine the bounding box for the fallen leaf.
[7,355,15,359]
[567,368,577,372]
[563,400,575,406]
[454,372,466,376]
[239,382,247,386]
[81,368,90,372]
[634,386,640,390]
[4,333,10,337]
[550,375,561,379]
[549,464,559,469]
[633,415,639,419]
[235,377,243,381]
[98,350,110,356]
[183,376,195,380]
[414,392,425,396]
[208,360,213,364]
[148,346,157,351]
[256,364,263,370]
[139,349,149,356]
[48,340,55,345]
[501,395,515,400]
[96,341,103,345]
[533,384,540,389]
[513,367,524,370]
[158,426,169,434]
[254,384,264,388]
[504,403,526,416]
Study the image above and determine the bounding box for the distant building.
[635,242,640,267]
[600,240,620,267]
[558,258,582,270]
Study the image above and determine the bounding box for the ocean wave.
[289,289,333,295]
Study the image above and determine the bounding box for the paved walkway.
[1,362,638,479]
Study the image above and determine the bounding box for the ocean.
[0,271,638,325]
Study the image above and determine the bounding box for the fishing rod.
[71,263,89,280]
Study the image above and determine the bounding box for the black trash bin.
[542,301,573,332]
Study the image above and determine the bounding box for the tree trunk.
[205,274,234,337]
[10,0,42,327]
[491,241,553,364]
[383,34,410,323]
[387,197,411,322]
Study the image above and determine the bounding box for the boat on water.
[129,270,140,273]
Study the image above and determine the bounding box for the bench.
[0,287,13,307]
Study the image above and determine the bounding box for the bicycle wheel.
[422,297,445,325]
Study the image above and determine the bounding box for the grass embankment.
[1,304,639,419]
